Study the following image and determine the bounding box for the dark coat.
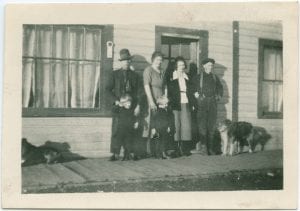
[167,73,195,111]
[151,107,175,135]
[106,68,141,107]
[191,71,223,99]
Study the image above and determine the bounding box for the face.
[203,62,214,73]
[176,61,186,72]
[152,56,163,70]
[123,101,132,109]
[121,59,131,70]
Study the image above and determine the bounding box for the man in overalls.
[191,58,223,155]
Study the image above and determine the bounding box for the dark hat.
[201,58,215,65]
[119,49,133,61]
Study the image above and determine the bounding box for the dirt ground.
[25,168,282,193]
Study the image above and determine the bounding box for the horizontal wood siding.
[238,21,283,150]
[22,118,112,158]
[22,22,283,157]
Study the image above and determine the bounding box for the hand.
[167,127,171,133]
[134,105,140,116]
[134,122,139,129]
[192,106,196,111]
[149,101,157,111]
[115,100,120,106]
[151,128,156,136]
[194,92,200,99]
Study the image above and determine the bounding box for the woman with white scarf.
[167,56,194,156]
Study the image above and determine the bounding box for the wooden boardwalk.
[22,150,283,192]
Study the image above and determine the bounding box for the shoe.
[109,154,118,161]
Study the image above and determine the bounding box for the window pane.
[161,44,169,58]
[23,25,36,57]
[85,29,101,60]
[36,26,52,58]
[35,59,52,108]
[180,43,190,59]
[69,28,84,59]
[262,81,283,113]
[263,47,282,81]
[171,44,180,58]
[53,27,68,59]
[49,60,69,108]
[69,61,100,108]
[22,58,34,107]
[275,50,283,80]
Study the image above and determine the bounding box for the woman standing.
[143,51,166,155]
[167,56,194,156]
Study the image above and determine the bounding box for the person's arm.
[105,71,119,104]
[143,68,157,111]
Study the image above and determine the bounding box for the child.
[151,95,176,159]
[111,94,139,161]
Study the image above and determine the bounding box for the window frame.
[257,38,283,119]
[22,24,114,118]
[155,25,209,69]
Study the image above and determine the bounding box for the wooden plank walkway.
[22,150,283,191]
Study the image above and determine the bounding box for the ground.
[22,150,283,193]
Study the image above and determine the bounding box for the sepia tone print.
[21,21,283,193]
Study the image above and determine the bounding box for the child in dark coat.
[111,94,138,161]
[151,95,176,159]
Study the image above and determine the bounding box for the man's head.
[119,49,133,70]
[202,58,215,74]
[119,94,133,109]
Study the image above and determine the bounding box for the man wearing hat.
[191,58,223,155]
[106,49,141,161]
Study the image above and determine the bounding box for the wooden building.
[22,21,283,158]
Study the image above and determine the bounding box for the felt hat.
[201,58,215,65]
[119,49,133,61]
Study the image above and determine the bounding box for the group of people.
[106,48,223,161]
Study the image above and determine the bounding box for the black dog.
[22,138,62,166]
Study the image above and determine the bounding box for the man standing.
[192,58,223,155]
[106,49,140,161]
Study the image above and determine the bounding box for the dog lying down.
[22,138,62,166]
[217,120,271,156]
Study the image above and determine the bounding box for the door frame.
[155,25,208,69]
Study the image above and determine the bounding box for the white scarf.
[173,70,189,103]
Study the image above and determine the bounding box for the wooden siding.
[22,22,283,158]
[238,21,283,150]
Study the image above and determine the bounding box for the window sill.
[22,108,112,118]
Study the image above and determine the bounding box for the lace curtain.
[262,47,283,113]
[22,25,101,108]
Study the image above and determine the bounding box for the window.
[155,26,208,73]
[22,25,113,117]
[258,39,283,119]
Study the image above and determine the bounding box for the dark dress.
[106,68,141,154]
[151,107,175,157]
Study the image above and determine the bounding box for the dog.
[22,138,61,166]
[251,126,272,151]
[217,119,253,156]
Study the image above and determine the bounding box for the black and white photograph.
[2,2,298,209]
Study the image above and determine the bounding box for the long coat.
[106,68,141,107]
[106,68,141,154]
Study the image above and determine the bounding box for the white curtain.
[262,48,283,112]
[22,25,101,108]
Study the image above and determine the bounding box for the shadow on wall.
[214,63,230,122]
[22,138,85,167]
